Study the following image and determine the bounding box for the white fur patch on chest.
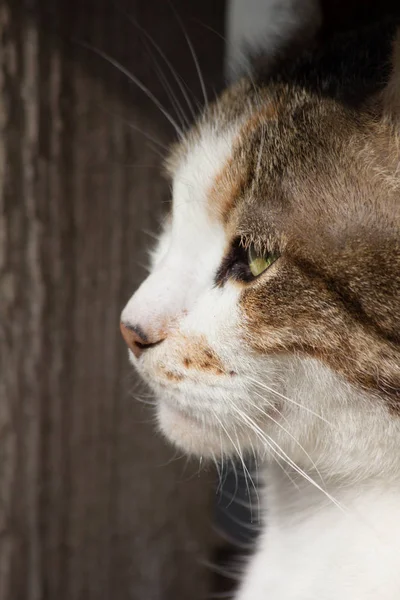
[236,464,400,600]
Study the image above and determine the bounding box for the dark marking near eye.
[294,256,400,345]
[183,358,192,367]
[215,238,254,286]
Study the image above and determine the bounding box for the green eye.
[248,244,278,277]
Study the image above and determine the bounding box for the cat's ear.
[225,0,321,82]
[382,29,400,120]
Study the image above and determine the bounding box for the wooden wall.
[0,1,225,598]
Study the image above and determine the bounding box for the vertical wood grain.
[0,1,225,598]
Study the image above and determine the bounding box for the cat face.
[121,43,400,472]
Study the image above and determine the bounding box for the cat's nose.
[120,322,163,358]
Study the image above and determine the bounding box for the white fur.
[121,122,400,599]
[122,126,236,341]
[225,0,321,80]
[237,464,400,600]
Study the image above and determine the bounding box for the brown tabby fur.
[168,20,400,408]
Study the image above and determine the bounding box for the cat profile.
[120,12,400,600]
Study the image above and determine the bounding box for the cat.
[120,13,400,600]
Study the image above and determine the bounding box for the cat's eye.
[248,244,278,277]
[215,239,280,286]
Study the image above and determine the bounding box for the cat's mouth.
[139,359,239,397]
[134,355,286,458]
[152,375,283,459]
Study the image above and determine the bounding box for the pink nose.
[120,322,164,358]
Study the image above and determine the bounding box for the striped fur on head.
[121,18,400,479]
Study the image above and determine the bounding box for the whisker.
[246,375,335,428]
[122,10,197,121]
[280,460,302,490]
[98,105,169,149]
[129,391,156,407]
[142,39,190,130]
[191,18,227,44]
[200,558,242,582]
[142,228,160,240]
[234,427,260,521]
[218,505,260,532]
[219,488,258,512]
[212,410,257,521]
[230,404,345,513]
[169,2,208,108]
[156,448,186,468]
[145,140,167,159]
[219,459,231,496]
[243,392,325,485]
[212,521,255,551]
[215,430,225,494]
[111,163,161,170]
[211,450,223,491]
[250,388,291,426]
[78,41,184,137]
[252,123,265,193]
[223,458,239,508]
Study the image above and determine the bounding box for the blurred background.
[1,1,398,599]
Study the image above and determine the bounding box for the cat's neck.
[236,463,400,600]
[264,462,400,525]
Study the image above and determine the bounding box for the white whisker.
[79,42,184,137]
[230,404,345,513]
[95,104,169,149]
[149,55,189,128]
[211,450,222,490]
[122,11,197,121]
[243,392,325,485]
[246,375,335,428]
[212,410,258,521]
[170,3,208,108]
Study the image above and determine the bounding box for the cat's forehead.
[167,87,282,231]
[168,86,372,247]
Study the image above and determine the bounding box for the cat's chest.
[236,475,400,600]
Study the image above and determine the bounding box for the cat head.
[121,24,400,476]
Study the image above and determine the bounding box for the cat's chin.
[156,398,235,458]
